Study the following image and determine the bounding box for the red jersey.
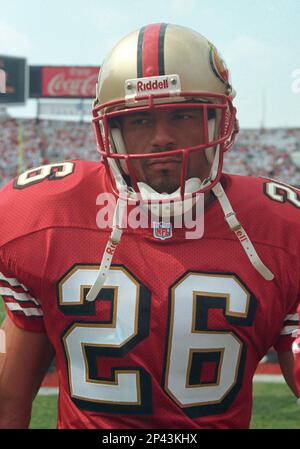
[0,160,299,429]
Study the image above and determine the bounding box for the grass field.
[1,299,299,429]
[251,383,299,428]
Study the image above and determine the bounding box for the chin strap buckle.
[224,211,241,232]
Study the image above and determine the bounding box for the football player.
[0,23,299,429]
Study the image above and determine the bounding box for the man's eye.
[131,117,150,126]
[172,113,193,121]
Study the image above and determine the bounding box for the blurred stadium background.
[0,55,299,428]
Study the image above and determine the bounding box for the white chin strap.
[86,196,126,302]
[212,182,274,281]
[137,178,206,218]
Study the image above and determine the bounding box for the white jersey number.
[60,265,255,416]
[264,181,300,208]
[14,162,74,189]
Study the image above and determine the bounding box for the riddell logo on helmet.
[137,78,169,93]
[125,75,181,100]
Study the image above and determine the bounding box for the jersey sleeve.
[273,310,299,352]
[0,264,45,333]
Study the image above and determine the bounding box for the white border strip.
[38,387,59,396]
[253,374,284,383]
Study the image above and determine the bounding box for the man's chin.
[136,165,182,194]
[145,182,180,195]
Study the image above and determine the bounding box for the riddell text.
[137,79,169,92]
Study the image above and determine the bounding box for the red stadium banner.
[40,66,99,98]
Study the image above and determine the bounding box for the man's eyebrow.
[170,107,199,113]
[127,111,150,117]
[115,111,150,125]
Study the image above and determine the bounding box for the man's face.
[118,107,211,194]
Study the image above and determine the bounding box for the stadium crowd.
[0,118,299,187]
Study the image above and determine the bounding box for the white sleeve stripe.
[0,287,40,306]
[0,272,29,291]
[6,302,43,317]
[285,313,299,321]
[280,325,298,336]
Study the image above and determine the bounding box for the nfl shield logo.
[153,222,173,240]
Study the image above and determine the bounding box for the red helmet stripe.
[137,23,167,78]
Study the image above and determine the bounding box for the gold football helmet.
[92,23,238,204]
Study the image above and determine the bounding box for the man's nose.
[149,119,176,149]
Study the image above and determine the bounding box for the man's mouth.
[146,158,181,169]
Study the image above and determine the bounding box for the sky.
[0,0,300,128]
